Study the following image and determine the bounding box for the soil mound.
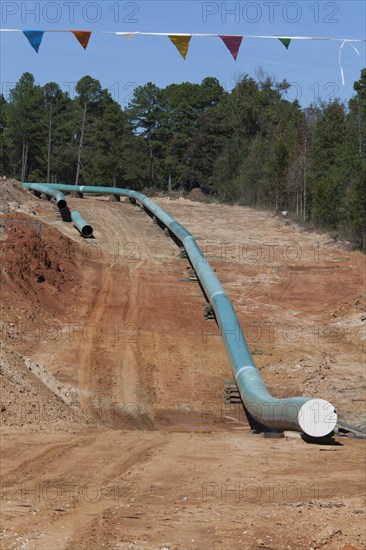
[0,212,80,316]
[0,178,36,214]
[0,348,83,430]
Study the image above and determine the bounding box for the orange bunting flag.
[278,37,291,49]
[70,30,92,50]
[168,35,192,59]
[219,35,243,60]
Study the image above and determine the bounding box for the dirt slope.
[0,182,365,550]
[0,178,37,215]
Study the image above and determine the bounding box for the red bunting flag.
[70,30,92,50]
[219,35,243,60]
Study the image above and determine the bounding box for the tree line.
[0,69,365,248]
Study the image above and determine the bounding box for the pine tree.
[310,101,347,228]
[42,82,69,182]
[0,94,8,176]
[126,83,162,186]
[82,90,127,186]
[74,76,103,185]
[6,73,45,181]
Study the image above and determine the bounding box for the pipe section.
[23,182,337,437]
[26,183,67,209]
[71,210,93,238]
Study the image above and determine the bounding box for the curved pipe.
[27,183,67,210]
[71,210,93,238]
[23,182,337,437]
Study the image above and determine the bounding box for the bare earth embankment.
[0,181,365,550]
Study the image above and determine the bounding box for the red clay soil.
[0,212,81,316]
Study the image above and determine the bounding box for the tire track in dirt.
[70,200,164,429]
[77,263,115,405]
[63,435,169,550]
[116,258,160,430]
[76,248,155,429]
[2,434,170,550]
[117,261,149,425]
[1,434,97,482]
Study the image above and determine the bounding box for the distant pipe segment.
[27,183,67,209]
[23,182,337,438]
[71,210,93,238]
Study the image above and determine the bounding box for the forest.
[0,69,365,248]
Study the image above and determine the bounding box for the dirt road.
[1,188,365,549]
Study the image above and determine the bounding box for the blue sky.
[1,0,365,107]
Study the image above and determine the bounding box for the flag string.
[1,28,364,84]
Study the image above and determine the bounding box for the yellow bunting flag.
[70,30,92,50]
[168,35,192,59]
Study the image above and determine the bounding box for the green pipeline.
[71,210,93,238]
[22,182,337,437]
[26,183,67,209]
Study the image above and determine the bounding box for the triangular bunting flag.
[278,37,291,49]
[23,30,44,53]
[168,35,191,59]
[70,30,92,50]
[219,35,243,60]
[116,32,139,39]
